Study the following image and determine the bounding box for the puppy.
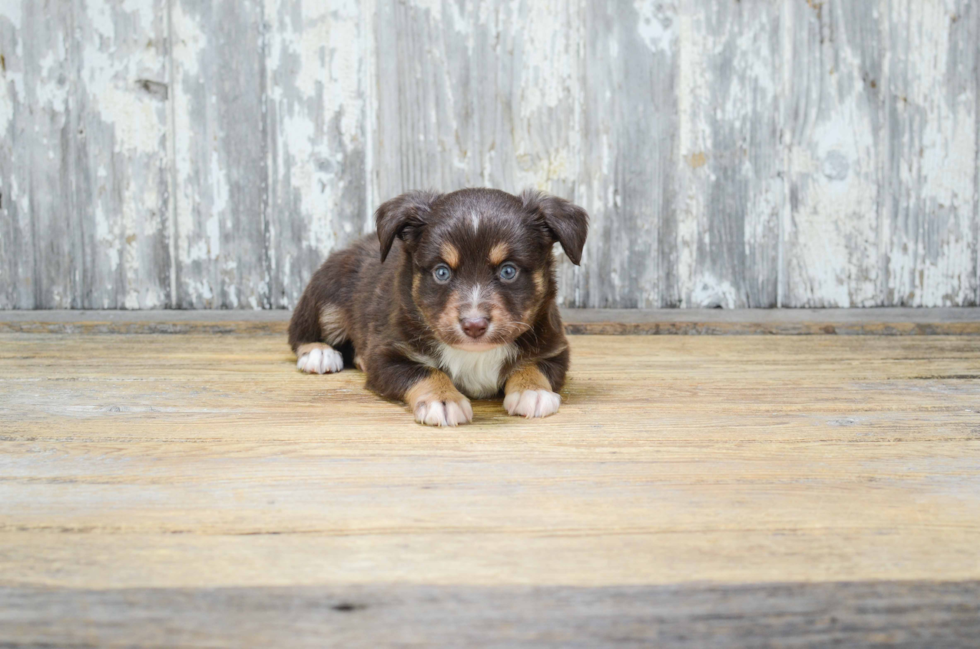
[287,188,588,426]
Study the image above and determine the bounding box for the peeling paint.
[634,0,677,53]
[881,0,978,307]
[0,18,19,136]
[0,0,977,309]
[784,0,882,307]
[80,1,165,155]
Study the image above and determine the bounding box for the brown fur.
[296,342,333,357]
[441,243,460,268]
[504,364,552,395]
[287,188,589,424]
[488,241,509,266]
[405,371,465,409]
[318,305,347,345]
[533,269,546,295]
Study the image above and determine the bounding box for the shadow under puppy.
[288,188,588,426]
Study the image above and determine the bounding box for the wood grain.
[879,0,979,306]
[169,0,271,309]
[1,333,979,584]
[666,0,782,308]
[782,0,882,307]
[0,1,74,309]
[2,581,978,647]
[576,1,672,308]
[264,0,369,309]
[1,1,978,309]
[2,307,980,335]
[75,0,174,309]
[1,332,979,643]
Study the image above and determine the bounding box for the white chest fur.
[435,343,517,399]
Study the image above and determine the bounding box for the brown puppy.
[287,188,589,426]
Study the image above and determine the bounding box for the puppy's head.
[376,188,588,351]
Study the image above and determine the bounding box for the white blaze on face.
[470,211,481,233]
[458,284,486,323]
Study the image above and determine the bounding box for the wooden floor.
[1,332,979,646]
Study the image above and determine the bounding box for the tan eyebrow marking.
[533,269,546,294]
[488,241,509,266]
[412,272,422,303]
[441,243,460,268]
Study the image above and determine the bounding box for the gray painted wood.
[2,307,979,336]
[0,1,74,309]
[666,0,782,308]
[264,0,369,309]
[879,0,978,306]
[782,0,979,308]
[577,1,673,308]
[2,581,979,648]
[782,0,883,307]
[72,0,173,309]
[170,0,271,309]
[1,0,978,309]
[0,0,32,309]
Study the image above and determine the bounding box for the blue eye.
[433,264,452,283]
[499,263,518,282]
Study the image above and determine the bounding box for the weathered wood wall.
[1,0,978,309]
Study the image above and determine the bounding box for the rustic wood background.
[1,0,977,310]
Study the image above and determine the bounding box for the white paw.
[296,347,344,374]
[414,396,474,427]
[504,389,561,419]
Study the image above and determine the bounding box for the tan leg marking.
[503,364,561,419]
[488,241,509,266]
[296,342,344,374]
[405,371,474,427]
[318,304,347,346]
[441,242,460,268]
[505,364,551,392]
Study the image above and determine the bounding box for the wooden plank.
[572,1,673,308]
[2,0,980,311]
[0,2,31,309]
[665,0,781,308]
[559,308,980,335]
[170,0,270,308]
[0,334,978,588]
[878,0,978,306]
[781,0,883,307]
[263,0,369,309]
[0,1,75,308]
[0,1,173,310]
[2,308,980,335]
[372,0,582,195]
[1,333,979,642]
[372,0,468,195]
[71,0,173,308]
[2,581,978,647]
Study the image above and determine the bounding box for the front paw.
[504,389,561,419]
[296,345,344,374]
[413,396,474,427]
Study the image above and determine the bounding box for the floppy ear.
[375,190,441,262]
[520,189,590,265]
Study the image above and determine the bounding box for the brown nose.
[460,317,489,339]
